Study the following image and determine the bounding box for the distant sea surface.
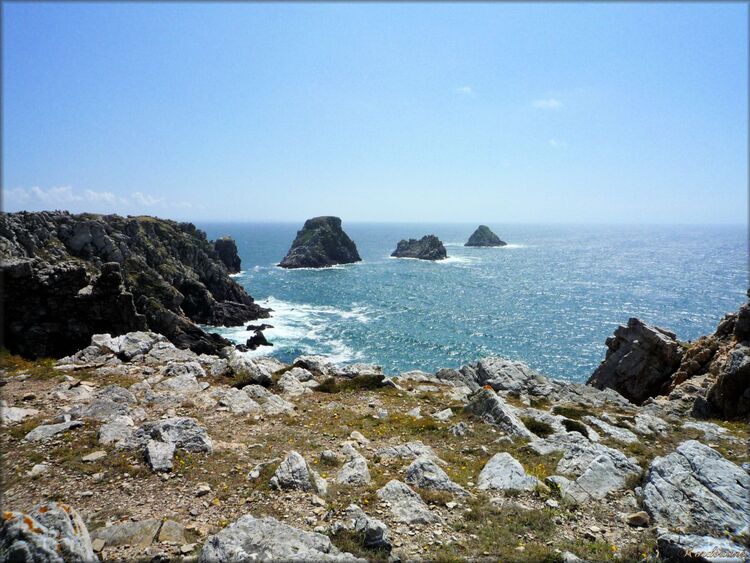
[199,223,747,383]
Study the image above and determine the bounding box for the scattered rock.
[158,520,186,544]
[464,389,534,439]
[477,453,541,492]
[0,405,40,425]
[270,451,327,495]
[643,440,749,535]
[337,505,392,552]
[431,408,454,421]
[404,456,469,496]
[376,480,442,524]
[0,502,96,562]
[24,420,83,442]
[91,519,161,550]
[624,511,650,527]
[336,450,371,486]
[81,451,107,463]
[145,440,175,472]
[656,532,748,563]
[198,515,358,561]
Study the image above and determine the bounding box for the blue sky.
[3,2,747,223]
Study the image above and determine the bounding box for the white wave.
[228,270,246,277]
[443,242,468,247]
[437,255,479,265]
[272,262,364,271]
[208,296,369,364]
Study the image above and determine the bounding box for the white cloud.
[549,139,568,149]
[3,185,186,212]
[532,98,562,110]
[456,85,474,96]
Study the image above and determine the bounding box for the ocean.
[199,222,747,383]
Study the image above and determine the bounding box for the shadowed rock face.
[278,216,361,269]
[586,318,684,404]
[213,236,241,273]
[0,211,269,358]
[391,235,447,261]
[465,225,507,247]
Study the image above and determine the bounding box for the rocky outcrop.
[657,533,749,563]
[0,211,268,358]
[278,216,361,269]
[478,453,541,492]
[465,225,507,247]
[643,440,749,536]
[391,235,447,261]
[587,318,684,404]
[213,236,241,273]
[0,502,97,562]
[199,515,358,562]
[376,480,442,524]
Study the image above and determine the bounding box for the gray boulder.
[270,451,327,495]
[24,420,83,442]
[98,415,134,445]
[145,439,175,472]
[213,387,261,414]
[583,416,638,444]
[0,502,97,562]
[336,450,371,486]
[337,505,392,552]
[376,480,442,524]
[199,515,359,561]
[90,519,162,550]
[464,389,534,439]
[587,318,683,404]
[643,440,749,536]
[131,417,213,453]
[478,453,540,492]
[404,456,469,496]
[657,532,749,563]
[376,441,444,464]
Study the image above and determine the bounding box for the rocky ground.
[1,332,747,562]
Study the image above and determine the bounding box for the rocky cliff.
[278,217,361,269]
[587,297,750,419]
[391,235,447,261]
[465,225,507,247]
[0,211,268,358]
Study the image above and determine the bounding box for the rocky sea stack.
[0,211,269,358]
[465,225,507,247]
[391,235,447,261]
[278,216,361,269]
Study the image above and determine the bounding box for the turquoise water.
[199,223,747,382]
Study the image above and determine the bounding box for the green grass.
[521,416,555,438]
[551,405,593,420]
[561,418,589,436]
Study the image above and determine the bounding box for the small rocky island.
[465,225,507,247]
[278,216,361,269]
[391,235,447,261]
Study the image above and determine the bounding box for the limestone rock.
[90,519,161,549]
[643,440,749,536]
[465,225,507,247]
[145,440,175,472]
[336,451,371,486]
[464,389,534,439]
[198,515,358,561]
[404,456,469,496]
[375,441,444,464]
[0,502,96,562]
[0,405,39,425]
[270,451,327,495]
[657,532,748,563]
[24,420,83,442]
[98,415,135,445]
[278,217,361,269]
[478,453,540,492]
[338,505,391,552]
[587,318,683,404]
[376,480,442,525]
[391,235,447,261]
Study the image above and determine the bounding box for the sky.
[2,2,748,224]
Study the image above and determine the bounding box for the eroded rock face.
[465,225,507,247]
[464,389,534,439]
[0,502,97,562]
[643,440,750,536]
[376,480,442,525]
[391,235,447,261]
[278,217,361,269]
[0,211,268,358]
[199,515,358,562]
[213,236,241,273]
[587,318,684,404]
[478,453,540,492]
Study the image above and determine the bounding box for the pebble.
[82,451,107,462]
[92,538,106,552]
[180,544,196,554]
[195,484,211,497]
[545,499,559,508]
